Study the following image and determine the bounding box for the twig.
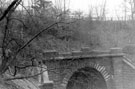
[5,65,72,81]
[0,0,21,21]
[15,22,59,54]
[9,17,27,28]
[4,70,45,81]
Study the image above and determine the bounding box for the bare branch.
[0,0,22,21]
[9,17,27,28]
[5,69,45,81]
[16,22,58,54]
[5,66,72,81]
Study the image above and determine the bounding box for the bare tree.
[123,0,135,20]
[0,0,79,83]
[92,0,107,21]
[0,0,58,76]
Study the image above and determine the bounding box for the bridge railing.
[123,56,135,69]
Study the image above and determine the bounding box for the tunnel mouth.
[66,67,107,89]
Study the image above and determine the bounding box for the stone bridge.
[39,47,135,89]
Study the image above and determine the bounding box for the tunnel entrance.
[66,67,107,89]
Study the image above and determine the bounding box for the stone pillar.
[110,48,124,89]
[38,64,54,89]
[38,64,53,84]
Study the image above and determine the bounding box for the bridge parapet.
[40,46,135,89]
[40,47,127,89]
[42,47,124,61]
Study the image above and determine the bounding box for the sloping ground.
[12,79,40,89]
[0,78,40,89]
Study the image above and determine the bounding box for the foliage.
[0,0,104,81]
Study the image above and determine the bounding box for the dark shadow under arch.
[66,67,107,89]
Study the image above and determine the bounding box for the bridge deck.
[42,47,124,61]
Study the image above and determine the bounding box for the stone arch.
[60,62,111,89]
[66,67,107,89]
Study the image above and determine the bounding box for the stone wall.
[45,59,113,89]
[42,47,124,89]
[122,59,135,89]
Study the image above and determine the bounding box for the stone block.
[39,82,53,89]
[43,50,59,59]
